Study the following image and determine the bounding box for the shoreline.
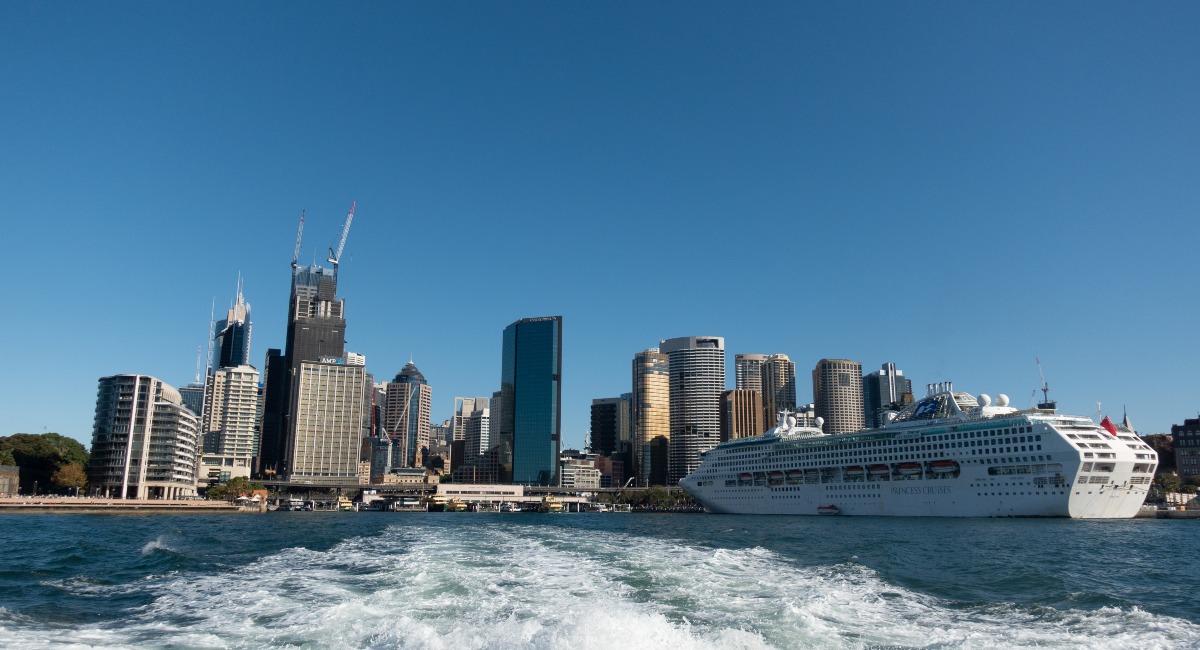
[0,497,261,514]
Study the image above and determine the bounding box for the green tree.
[0,433,89,472]
[0,433,90,494]
[51,463,88,490]
[0,449,14,466]
[207,476,265,501]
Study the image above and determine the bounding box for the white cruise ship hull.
[679,393,1156,519]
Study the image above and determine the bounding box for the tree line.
[0,433,89,494]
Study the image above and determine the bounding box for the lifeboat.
[868,464,890,476]
[817,505,840,515]
[786,469,803,483]
[930,460,960,474]
[896,462,922,475]
[738,472,753,485]
[768,470,785,484]
[843,466,865,477]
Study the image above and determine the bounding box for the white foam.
[4,522,1198,649]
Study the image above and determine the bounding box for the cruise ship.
[678,384,1157,518]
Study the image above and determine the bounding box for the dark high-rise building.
[590,397,622,457]
[863,362,913,428]
[212,278,252,370]
[258,208,355,479]
[495,316,562,485]
[256,348,287,477]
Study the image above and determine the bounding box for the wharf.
[1136,507,1200,519]
[0,497,262,514]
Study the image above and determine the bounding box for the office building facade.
[212,280,252,370]
[812,358,864,434]
[385,362,432,469]
[198,364,261,483]
[720,389,764,441]
[495,316,562,485]
[660,336,725,484]
[863,362,913,428]
[734,354,767,392]
[288,359,369,484]
[632,348,670,486]
[760,353,796,427]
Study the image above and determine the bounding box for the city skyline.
[3,4,1198,450]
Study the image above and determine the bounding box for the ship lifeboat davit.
[868,464,890,476]
[817,505,840,515]
[896,462,922,475]
[930,460,960,474]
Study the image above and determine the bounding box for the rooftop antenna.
[1035,357,1056,411]
[194,344,203,384]
[205,298,215,377]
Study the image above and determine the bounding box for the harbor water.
[1,513,1197,649]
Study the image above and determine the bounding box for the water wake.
[4,522,1197,649]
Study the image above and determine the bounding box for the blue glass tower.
[497,316,562,485]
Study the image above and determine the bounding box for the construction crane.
[291,210,305,269]
[1036,357,1056,411]
[327,201,356,280]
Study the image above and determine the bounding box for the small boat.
[541,495,564,513]
[868,464,890,476]
[896,462,922,475]
[843,466,865,477]
[738,472,754,485]
[768,470,785,485]
[817,505,840,515]
[930,460,960,474]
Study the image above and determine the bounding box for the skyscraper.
[720,389,764,441]
[89,375,200,499]
[863,362,913,427]
[660,336,725,484]
[256,348,286,477]
[198,364,261,483]
[288,357,369,484]
[589,396,630,457]
[385,362,432,469]
[495,316,562,485]
[260,208,355,479]
[812,358,864,434]
[464,406,490,462]
[452,397,489,442]
[632,348,669,486]
[760,353,796,426]
[734,354,768,392]
[212,278,252,370]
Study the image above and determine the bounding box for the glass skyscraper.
[496,316,562,485]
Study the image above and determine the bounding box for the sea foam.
[3,522,1198,649]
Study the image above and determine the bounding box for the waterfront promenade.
[0,497,261,514]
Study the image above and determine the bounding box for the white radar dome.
[786,415,796,428]
[978,394,992,407]
[814,416,825,430]
[996,394,1010,407]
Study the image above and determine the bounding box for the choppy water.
[0,513,1197,649]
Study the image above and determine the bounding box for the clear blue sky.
[2,2,1197,450]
